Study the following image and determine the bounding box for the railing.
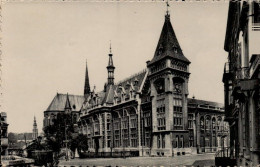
[215,147,230,157]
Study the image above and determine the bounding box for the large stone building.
[78,10,229,157]
[223,1,260,166]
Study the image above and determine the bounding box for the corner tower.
[147,9,191,156]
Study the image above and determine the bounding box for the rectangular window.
[157,135,161,148]
[162,135,165,148]
[130,117,137,128]
[253,2,260,31]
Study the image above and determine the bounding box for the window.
[205,137,210,147]
[205,116,211,130]
[144,112,151,127]
[162,135,165,148]
[189,136,193,147]
[200,117,204,130]
[252,2,260,31]
[188,114,193,129]
[175,135,179,148]
[154,79,165,94]
[253,2,260,23]
[180,135,184,148]
[157,135,161,148]
[130,116,137,128]
[157,102,166,131]
[212,118,216,130]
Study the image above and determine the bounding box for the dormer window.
[121,93,124,102]
[173,46,178,53]
[134,78,139,86]
[158,44,163,56]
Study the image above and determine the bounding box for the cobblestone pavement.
[59,153,215,167]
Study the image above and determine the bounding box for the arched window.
[217,117,222,131]
[205,116,211,130]
[212,117,216,130]
[180,135,184,148]
[157,135,161,148]
[200,117,204,130]
[176,135,179,148]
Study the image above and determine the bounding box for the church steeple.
[32,116,38,140]
[84,59,91,97]
[148,5,190,66]
[107,42,115,85]
[65,93,72,113]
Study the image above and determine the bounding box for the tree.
[8,132,17,145]
[43,113,88,165]
[71,134,88,154]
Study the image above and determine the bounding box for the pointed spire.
[65,93,72,109]
[107,42,115,85]
[33,116,37,126]
[33,116,38,140]
[148,5,190,66]
[84,59,91,96]
[109,40,112,54]
[166,0,170,17]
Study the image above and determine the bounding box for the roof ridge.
[56,93,84,97]
[115,68,147,85]
[188,98,223,105]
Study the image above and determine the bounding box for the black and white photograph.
[1,0,260,166]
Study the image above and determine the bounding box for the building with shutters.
[222,1,260,166]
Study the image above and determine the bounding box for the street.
[59,153,215,167]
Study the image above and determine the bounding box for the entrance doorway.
[94,138,99,156]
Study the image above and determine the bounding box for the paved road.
[59,153,215,166]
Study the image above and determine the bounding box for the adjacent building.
[1,112,9,156]
[223,1,260,166]
[78,10,229,157]
[43,93,85,130]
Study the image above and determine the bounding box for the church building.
[77,9,229,157]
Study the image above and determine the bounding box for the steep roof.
[46,93,84,111]
[149,14,190,65]
[84,69,147,109]
[188,98,224,109]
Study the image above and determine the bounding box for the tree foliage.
[8,132,17,145]
[43,113,88,160]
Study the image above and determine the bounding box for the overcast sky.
[2,1,229,133]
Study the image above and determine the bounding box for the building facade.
[43,93,85,130]
[1,112,9,156]
[223,1,260,166]
[78,11,229,157]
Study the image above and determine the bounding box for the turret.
[107,42,115,85]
